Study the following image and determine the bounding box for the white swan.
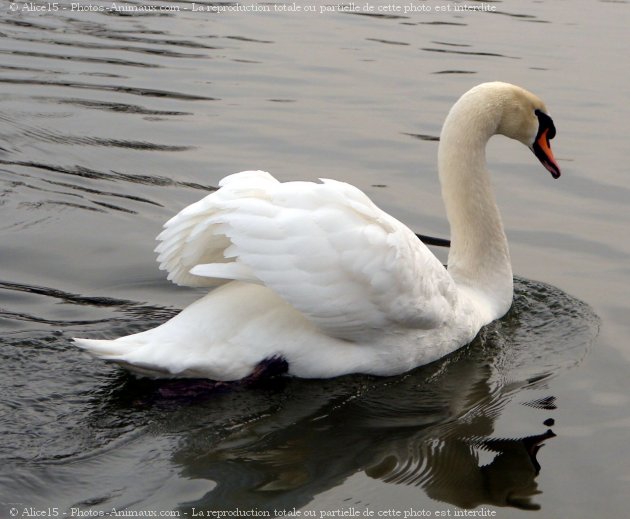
[74,82,560,380]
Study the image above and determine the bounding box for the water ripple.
[0,160,215,191]
[402,132,440,142]
[0,78,217,101]
[433,70,476,74]
[366,38,410,46]
[7,35,209,59]
[1,112,192,150]
[421,47,519,59]
[42,97,192,116]
[0,48,161,68]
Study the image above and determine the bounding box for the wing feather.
[156,171,457,341]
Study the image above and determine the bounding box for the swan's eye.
[534,109,556,139]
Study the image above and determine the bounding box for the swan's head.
[491,82,561,179]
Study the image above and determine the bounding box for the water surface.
[1,1,628,517]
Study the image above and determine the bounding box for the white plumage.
[74,82,560,380]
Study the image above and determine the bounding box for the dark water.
[0,278,599,514]
[1,1,628,517]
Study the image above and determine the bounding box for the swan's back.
[156,171,457,342]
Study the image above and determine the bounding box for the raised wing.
[156,171,457,341]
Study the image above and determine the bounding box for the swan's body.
[74,82,560,380]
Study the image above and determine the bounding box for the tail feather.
[73,337,177,377]
[73,337,139,359]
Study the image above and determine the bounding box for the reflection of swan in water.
[173,359,551,512]
[136,278,595,514]
[404,429,556,511]
[363,362,557,511]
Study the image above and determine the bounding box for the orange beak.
[534,129,561,178]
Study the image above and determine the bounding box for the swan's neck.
[438,93,513,321]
